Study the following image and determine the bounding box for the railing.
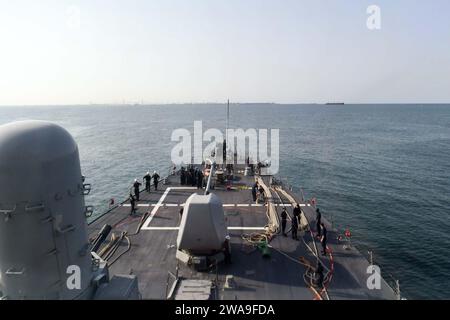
[274,177,403,300]
[86,164,174,225]
[363,249,402,300]
[320,210,402,299]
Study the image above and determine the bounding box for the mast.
[226,99,229,134]
[223,100,229,167]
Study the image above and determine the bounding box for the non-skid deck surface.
[88,172,397,300]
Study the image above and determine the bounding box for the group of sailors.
[126,166,327,287]
[315,208,327,256]
[280,205,328,288]
[251,181,265,203]
[180,165,204,190]
[280,206,327,254]
[314,207,327,289]
[280,205,302,240]
[251,179,329,260]
[143,171,160,193]
[245,156,269,176]
[129,170,160,214]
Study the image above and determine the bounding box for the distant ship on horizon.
[325,102,345,105]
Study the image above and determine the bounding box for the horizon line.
[1,102,450,107]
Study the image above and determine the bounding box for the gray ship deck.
[87,169,397,300]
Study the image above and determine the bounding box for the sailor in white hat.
[143,171,152,193]
[133,178,142,201]
[223,235,232,264]
[152,170,160,191]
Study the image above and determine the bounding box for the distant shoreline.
[0,102,449,107]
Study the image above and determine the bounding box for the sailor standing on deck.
[316,208,322,237]
[315,261,324,289]
[197,169,204,189]
[143,171,152,193]
[291,214,299,240]
[251,182,258,202]
[133,179,141,201]
[281,207,288,236]
[152,171,160,190]
[191,168,198,187]
[180,167,186,185]
[186,168,192,185]
[258,185,265,203]
[293,204,301,225]
[129,193,136,215]
[222,235,232,264]
[320,223,328,255]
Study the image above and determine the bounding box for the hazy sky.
[1,0,449,105]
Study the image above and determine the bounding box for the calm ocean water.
[0,104,449,299]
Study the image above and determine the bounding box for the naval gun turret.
[0,121,139,299]
[175,156,229,271]
[176,193,228,271]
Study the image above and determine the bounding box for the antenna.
[226,99,229,134]
[223,100,230,167]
